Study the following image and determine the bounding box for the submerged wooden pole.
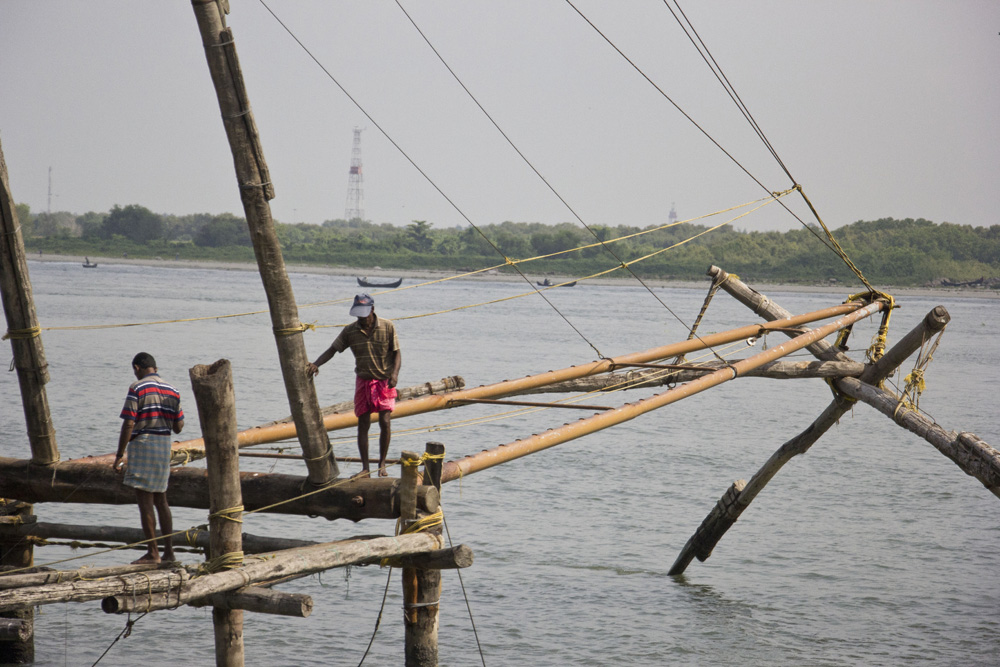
[0,502,33,663]
[440,301,884,484]
[667,305,952,575]
[190,359,244,667]
[190,0,337,486]
[0,137,59,466]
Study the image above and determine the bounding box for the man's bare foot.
[162,551,177,563]
[378,468,389,477]
[351,469,371,479]
[131,553,161,565]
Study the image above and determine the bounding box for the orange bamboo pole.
[439,301,884,483]
[95,302,862,464]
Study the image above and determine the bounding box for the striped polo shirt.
[331,316,400,380]
[120,373,184,436]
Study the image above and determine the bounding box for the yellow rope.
[796,185,877,293]
[1,326,40,341]
[273,322,316,336]
[197,550,245,575]
[209,504,244,524]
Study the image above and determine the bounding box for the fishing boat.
[82,258,98,268]
[537,278,576,287]
[357,276,402,288]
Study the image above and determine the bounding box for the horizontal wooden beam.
[169,586,311,617]
[381,545,474,570]
[0,458,438,521]
[0,618,31,642]
[103,533,448,614]
[0,522,318,556]
[446,398,613,411]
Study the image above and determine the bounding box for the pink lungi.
[354,377,397,417]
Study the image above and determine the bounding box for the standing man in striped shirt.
[113,352,185,563]
[307,293,401,478]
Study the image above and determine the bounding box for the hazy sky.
[2,1,997,233]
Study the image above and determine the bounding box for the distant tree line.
[16,202,1000,287]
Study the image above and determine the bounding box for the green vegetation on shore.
[17,202,1000,287]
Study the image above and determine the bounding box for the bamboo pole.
[0,522,318,556]
[102,533,444,614]
[0,137,59,466]
[0,502,33,663]
[166,303,865,455]
[439,301,884,484]
[667,305,952,575]
[190,360,244,667]
[189,0,336,486]
[260,376,466,427]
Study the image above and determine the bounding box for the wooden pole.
[0,457,439,521]
[189,0,337,486]
[190,359,244,667]
[407,442,445,667]
[0,567,189,612]
[100,533,444,614]
[0,562,175,591]
[0,522,318,555]
[187,587,312,617]
[835,379,1000,499]
[440,302,884,484]
[706,265,854,363]
[667,305,953,575]
[0,136,59,466]
[0,502,33,663]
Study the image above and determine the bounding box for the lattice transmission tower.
[345,127,365,221]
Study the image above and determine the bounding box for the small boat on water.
[537,278,576,287]
[357,276,402,288]
[82,258,98,268]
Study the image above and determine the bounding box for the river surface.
[2,260,998,666]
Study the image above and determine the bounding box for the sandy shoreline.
[27,252,1000,299]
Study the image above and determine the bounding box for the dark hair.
[132,352,157,370]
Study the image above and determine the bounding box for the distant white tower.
[668,202,678,225]
[345,127,365,221]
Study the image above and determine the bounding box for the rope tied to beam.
[2,325,40,341]
[273,321,316,336]
[209,504,244,524]
[894,324,946,419]
[197,550,245,575]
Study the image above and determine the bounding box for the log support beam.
[668,279,974,575]
[0,458,439,522]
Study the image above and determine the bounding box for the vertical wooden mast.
[0,137,59,467]
[189,0,337,484]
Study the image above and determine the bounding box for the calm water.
[2,260,998,666]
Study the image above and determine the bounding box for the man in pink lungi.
[307,294,402,477]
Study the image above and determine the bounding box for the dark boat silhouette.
[357,276,402,288]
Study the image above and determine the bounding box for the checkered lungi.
[123,433,172,493]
